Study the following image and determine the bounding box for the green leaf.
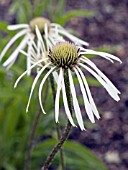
[95,45,119,53]
[87,77,101,86]
[57,10,95,25]
[73,76,101,87]
[32,139,108,170]
[34,0,48,17]
[0,21,9,33]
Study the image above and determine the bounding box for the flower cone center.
[48,42,79,68]
[30,17,50,34]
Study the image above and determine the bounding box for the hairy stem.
[41,121,72,170]
[49,74,64,170]
[41,70,72,170]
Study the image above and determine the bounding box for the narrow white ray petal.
[52,71,58,83]
[50,23,88,45]
[3,35,29,67]
[20,49,36,62]
[39,66,56,114]
[27,36,38,52]
[68,69,85,130]
[0,29,29,61]
[29,48,37,59]
[55,68,63,122]
[7,24,29,30]
[79,63,120,101]
[6,56,17,70]
[80,50,114,63]
[50,23,60,27]
[99,51,122,63]
[44,23,49,50]
[58,29,89,46]
[47,38,53,49]
[61,72,76,127]
[76,66,100,120]
[26,63,51,112]
[55,24,58,35]
[35,25,46,52]
[49,36,56,45]
[27,37,34,76]
[14,58,49,88]
[79,48,122,63]
[50,32,65,43]
[80,57,120,94]
[20,50,28,56]
[37,39,41,58]
[74,67,95,123]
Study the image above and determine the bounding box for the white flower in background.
[14,41,121,130]
[0,17,89,74]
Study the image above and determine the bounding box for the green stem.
[41,69,72,170]
[49,74,64,170]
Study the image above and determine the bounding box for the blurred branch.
[25,80,48,170]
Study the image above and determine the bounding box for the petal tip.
[43,111,47,114]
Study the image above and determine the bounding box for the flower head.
[0,17,88,74]
[48,42,79,68]
[14,41,121,130]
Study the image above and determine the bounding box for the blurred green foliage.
[0,0,112,169]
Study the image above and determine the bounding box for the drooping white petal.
[76,66,100,120]
[99,51,122,63]
[35,25,46,52]
[74,67,95,123]
[0,29,29,61]
[55,68,63,122]
[80,50,113,63]
[61,72,76,127]
[50,33,65,43]
[6,56,17,70]
[37,39,41,59]
[39,66,56,114]
[81,57,120,94]
[14,58,49,88]
[26,63,51,112]
[52,71,58,83]
[54,23,58,36]
[79,47,122,63]
[79,63,120,101]
[51,23,89,46]
[3,35,29,67]
[68,69,85,130]
[27,36,35,75]
[44,23,49,50]
[58,28,89,46]
[7,24,29,30]
[27,36,38,52]
[20,49,36,60]
[48,36,56,46]
[47,38,53,50]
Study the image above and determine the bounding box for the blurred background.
[0,0,127,170]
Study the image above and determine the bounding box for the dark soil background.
[67,1,128,170]
[0,0,128,170]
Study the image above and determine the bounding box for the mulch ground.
[67,0,128,170]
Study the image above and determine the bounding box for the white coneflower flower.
[0,17,89,74]
[14,42,121,130]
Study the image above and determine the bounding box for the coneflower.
[14,41,121,130]
[0,17,88,74]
